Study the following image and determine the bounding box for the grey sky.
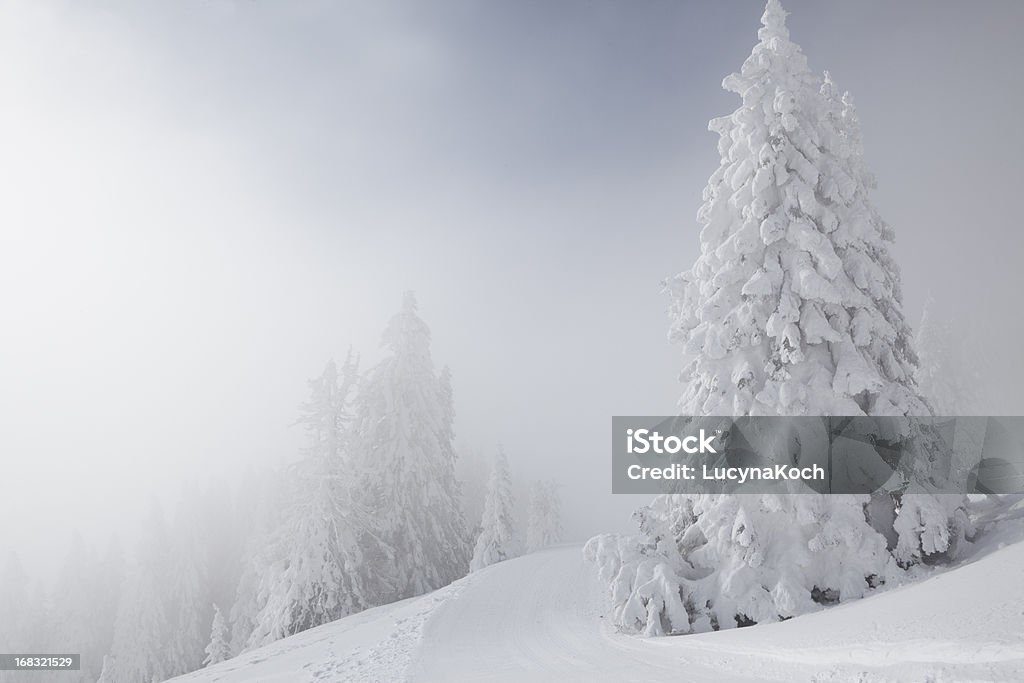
[3,0,1023,579]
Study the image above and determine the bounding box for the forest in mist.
[3,1,1023,681]
[0,293,561,683]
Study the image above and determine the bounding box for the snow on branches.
[590,0,972,637]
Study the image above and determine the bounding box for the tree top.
[760,0,789,41]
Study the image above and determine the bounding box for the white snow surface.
[175,523,1024,683]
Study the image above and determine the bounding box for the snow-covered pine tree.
[470,447,518,571]
[246,355,369,648]
[526,480,562,552]
[353,292,469,598]
[668,0,925,419]
[587,0,967,636]
[296,351,359,457]
[203,604,231,667]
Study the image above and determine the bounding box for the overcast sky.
[3,0,1023,580]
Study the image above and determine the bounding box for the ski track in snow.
[173,580,472,683]
[177,530,1024,683]
[409,544,753,682]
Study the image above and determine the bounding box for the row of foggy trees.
[0,293,560,683]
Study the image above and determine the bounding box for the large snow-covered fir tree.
[353,292,469,599]
[587,0,969,636]
[470,447,518,571]
[526,480,562,552]
[245,354,370,648]
[668,1,924,418]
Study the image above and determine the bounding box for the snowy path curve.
[178,536,1024,683]
[410,542,1024,683]
[409,545,755,682]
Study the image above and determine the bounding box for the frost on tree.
[470,448,519,571]
[526,480,562,552]
[354,292,469,599]
[667,3,923,419]
[246,354,370,648]
[587,0,970,636]
[204,604,231,667]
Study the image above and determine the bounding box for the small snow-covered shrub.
[584,532,692,636]
[588,493,905,635]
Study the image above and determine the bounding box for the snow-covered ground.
[177,521,1024,683]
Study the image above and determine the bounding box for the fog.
[2,0,1023,582]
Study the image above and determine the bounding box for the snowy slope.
[176,527,1024,683]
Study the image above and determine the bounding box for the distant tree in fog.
[74,295,480,676]
[470,447,518,571]
[203,604,231,667]
[245,354,370,648]
[526,480,562,552]
[353,292,470,597]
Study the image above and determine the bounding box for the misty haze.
[2,1,1024,682]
